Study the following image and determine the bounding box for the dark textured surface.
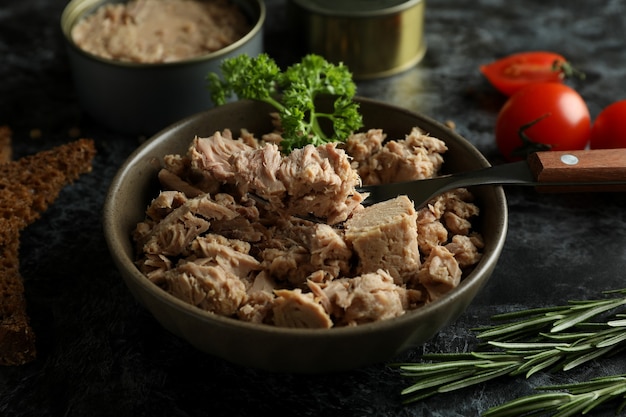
[1,0,626,416]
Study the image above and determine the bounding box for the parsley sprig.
[395,289,626,416]
[207,53,363,153]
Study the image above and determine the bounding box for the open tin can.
[288,0,426,79]
[60,0,265,135]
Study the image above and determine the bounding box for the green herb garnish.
[207,53,363,153]
[395,289,626,416]
[483,375,626,417]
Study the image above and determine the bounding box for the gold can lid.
[290,0,422,17]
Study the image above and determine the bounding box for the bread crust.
[0,132,96,366]
[0,219,36,366]
[0,125,12,163]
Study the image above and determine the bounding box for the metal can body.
[289,0,426,79]
[61,0,265,135]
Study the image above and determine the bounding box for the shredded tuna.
[134,126,485,328]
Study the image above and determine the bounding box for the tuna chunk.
[417,204,448,255]
[213,193,260,221]
[138,205,210,256]
[164,259,247,316]
[309,224,352,279]
[207,193,267,242]
[263,246,317,287]
[416,245,461,301]
[230,143,286,197]
[438,188,480,219]
[145,190,188,221]
[135,193,240,257]
[347,127,447,185]
[238,271,276,323]
[158,168,206,198]
[445,234,484,268]
[136,253,172,285]
[260,219,353,287]
[345,195,420,285]
[190,234,261,278]
[162,150,220,195]
[189,130,253,182]
[186,193,239,221]
[443,211,472,235]
[344,128,386,168]
[315,270,408,326]
[277,143,363,224]
[416,188,480,254]
[272,289,333,329]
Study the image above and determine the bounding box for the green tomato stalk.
[207,53,363,153]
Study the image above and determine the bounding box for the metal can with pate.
[60,0,265,136]
[288,0,426,80]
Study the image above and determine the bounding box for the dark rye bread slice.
[0,138,97,221]
[0,138,96,366]
[0,125,12,163]
[0,217,36,365]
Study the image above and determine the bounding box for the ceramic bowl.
[103,97,508,373]
[61,0,265,135]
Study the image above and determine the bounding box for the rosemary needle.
[395,289,626,414]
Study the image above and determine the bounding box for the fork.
[357,148,626,208]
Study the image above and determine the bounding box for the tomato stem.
[552,60,586,80]
[510,114,553,158]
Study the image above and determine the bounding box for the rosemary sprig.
[395,289,626,413]
[483,374,626,417]
[476,292,626,342]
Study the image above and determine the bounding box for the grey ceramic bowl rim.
[103,97,507,340]
[60,0,266,69]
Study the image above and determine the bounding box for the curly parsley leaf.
[207,53,363,153]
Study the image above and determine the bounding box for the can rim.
[289,0,423,18]
[60,0,266,68]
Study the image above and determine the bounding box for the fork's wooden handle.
[527,148,626,192]
[528,149,626,182]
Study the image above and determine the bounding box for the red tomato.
[480,51,575,96]
[590,100,626,149]
[495,83,591,161]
